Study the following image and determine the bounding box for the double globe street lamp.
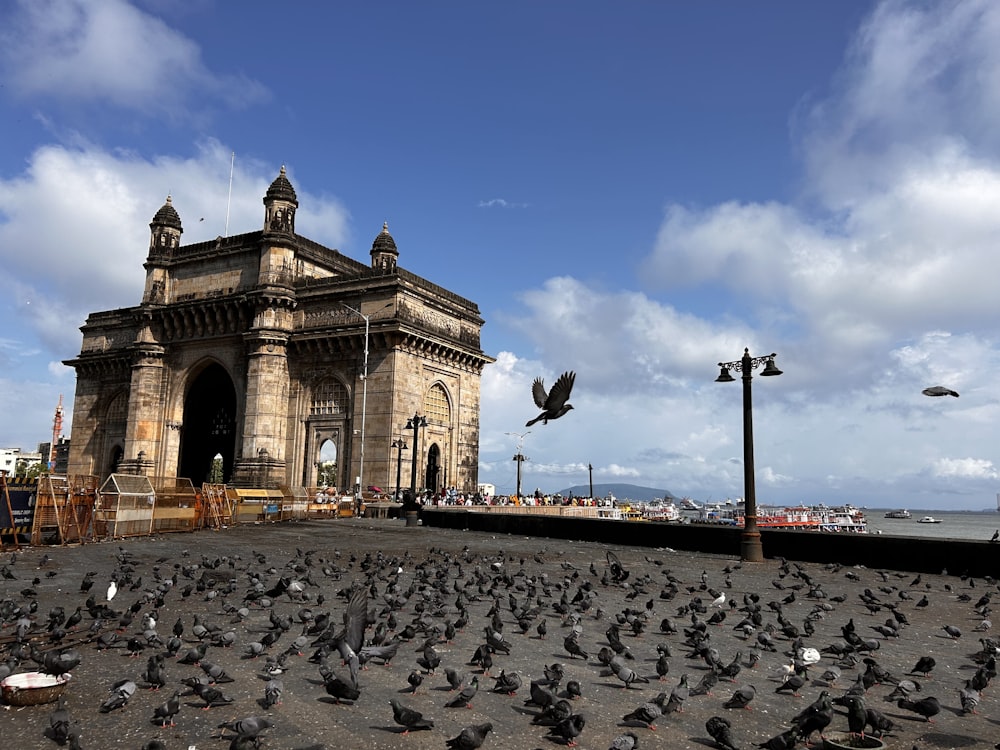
[716,348,783,563]
[406,413,428,497]
[391,437,408,500]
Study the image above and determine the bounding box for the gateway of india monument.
[63,167,494,495]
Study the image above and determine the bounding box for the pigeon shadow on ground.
[688,738,717,749]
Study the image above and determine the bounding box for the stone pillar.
[123,343,166,473]
[232,334,289,488]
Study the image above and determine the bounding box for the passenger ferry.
[695,501,867,533]
[640,499,682,522]
[884,509,912,519]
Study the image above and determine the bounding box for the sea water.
[865,508,1000,542]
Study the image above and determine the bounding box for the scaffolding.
[95,474,156,538]
[30,474,98,546]
[201,483,233,529]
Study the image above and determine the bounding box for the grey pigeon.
[151,689,181,727]
[526,371,575,426]
[217,715,274,740]
[46,695,71,745]
[706,715,739,750]
[445,675,479,708]
[897,695,941,722]
[389,698,434,733]
[546,713,586,746]
[723,684,756,710]
[610,655,650,689]
[922,386,959,397]
[99,679,136,713]
[622,692,667,729]
[263,678,283,708]
[446,722,493,750]
[608,732,639,750]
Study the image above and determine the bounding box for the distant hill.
[556,483,675,503]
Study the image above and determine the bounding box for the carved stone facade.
[64,168,494,493]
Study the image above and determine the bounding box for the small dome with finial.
[151,195,182,230]
[370,221,399,272]
[371,222,398,254]
[265,165,298,205]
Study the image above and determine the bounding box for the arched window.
[425,383,451,426]
[310,379,349,416]
[105,391,128,428]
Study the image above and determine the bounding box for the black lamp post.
[715,348,783,563]
[505,431,530,500]
[588,463,594,500]
[391,437,407,500]
[405,413,427,497]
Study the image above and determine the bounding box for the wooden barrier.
[227,488,285,523]
[149,477,199,533]
[201,484,233,529]
[31,475,98,545]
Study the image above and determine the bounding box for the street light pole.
[715,348,783,563]
[406,413,427,496]
[391,437,407,499]
[505,431,530,500]
[342,304,371,504]
[588,463,593,500]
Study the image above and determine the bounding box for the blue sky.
[3,0,1000,510]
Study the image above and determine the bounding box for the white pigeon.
[797,647,821,665]
[774,661,796,679]
[106,580,118,602]
[712,592,726,608]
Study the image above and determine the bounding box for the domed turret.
[263,165,298,234]
[149,195,183,251]
[370,221,398,272]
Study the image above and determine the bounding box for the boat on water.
[641,499,682,522]
[679,497,701,511]
[917,516,942,524]
[884,509,912,519]
[695,501,868,533]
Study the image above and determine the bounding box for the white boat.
[641,499,682,522]
[917,516,942,524]
[680,497,701,511]
[884,509,911,519]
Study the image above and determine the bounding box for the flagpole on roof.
[224,151,235,237]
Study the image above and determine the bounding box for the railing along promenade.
[419,506,999,578]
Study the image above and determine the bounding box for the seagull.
[526,371,575,426]
[922,386,959,397]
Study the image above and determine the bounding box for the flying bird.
[526,371,575,426]
[922,386,959,397]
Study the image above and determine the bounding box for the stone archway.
[179,363,237,484]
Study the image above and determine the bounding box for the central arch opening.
[179,363,237,484]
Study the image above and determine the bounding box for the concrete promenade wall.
[420,508,999,578]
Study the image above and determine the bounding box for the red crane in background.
[49,395,63,471]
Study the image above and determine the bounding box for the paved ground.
[1,517,997,750]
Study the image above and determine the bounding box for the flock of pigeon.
[0,523,997,750]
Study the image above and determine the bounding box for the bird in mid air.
[526,370,575,426]
[922,386,959,397]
